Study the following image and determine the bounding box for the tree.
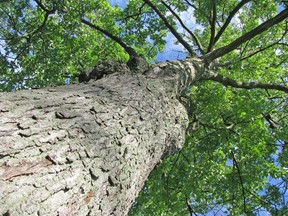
[0,0,287,215]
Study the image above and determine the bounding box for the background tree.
[0,0,288,215]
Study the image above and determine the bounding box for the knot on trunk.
[144,58,205,97]
[79,59,131,83]
[127,55,149,74]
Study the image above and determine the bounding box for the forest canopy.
[1,0,288,215]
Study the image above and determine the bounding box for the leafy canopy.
[1,0,288,215]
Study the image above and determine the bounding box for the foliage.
[0,0,165,90]
[130,82,288,215]
[1,0,288,215]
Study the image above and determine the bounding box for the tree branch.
[80,18,138,57]
[34,0,55,13]
[183,0,197,10]
[214,0,251,45]
[185,195,198,216]
[202,8,288,63]
[231,151,247,213]
[206,73,288,93]
[160,1,204,54]
[207,0,217,52]
[121,3,146,21]
[241,41,282,61]
[9,1,55,60]
[241,26,288,60]
[29,12,50,37]
[142,0,196,56]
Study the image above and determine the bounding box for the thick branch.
[207,0,217,52]
[142,0,196,56]
[206,73,288,93]
[160,1,204,54]
[80,18,138,57]
[202,8,288,63]
[214,0,251,44]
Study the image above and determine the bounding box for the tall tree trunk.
[0,70,190,215]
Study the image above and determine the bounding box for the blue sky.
[107,2,288,215]
[0,0,188,62]
[109,0,128,8]
[109,0,192,61]
[1,0,287,215]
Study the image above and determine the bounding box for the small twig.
[185,195,198,216]
[241,30,287,61]
[231,151,247,213]
[122,3,146,21]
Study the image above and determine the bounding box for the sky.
[0,0,188,62]
[109,0,193,61]
[1,0,287,215]
[109,0,128,8]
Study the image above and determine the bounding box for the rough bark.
[0,65,195,215]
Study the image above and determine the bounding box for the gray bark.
[0,59,202,215]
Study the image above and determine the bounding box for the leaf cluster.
[1,0,288,215]
[0,0,163,90]
[127,0,288,215]
[131,81,288,215]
